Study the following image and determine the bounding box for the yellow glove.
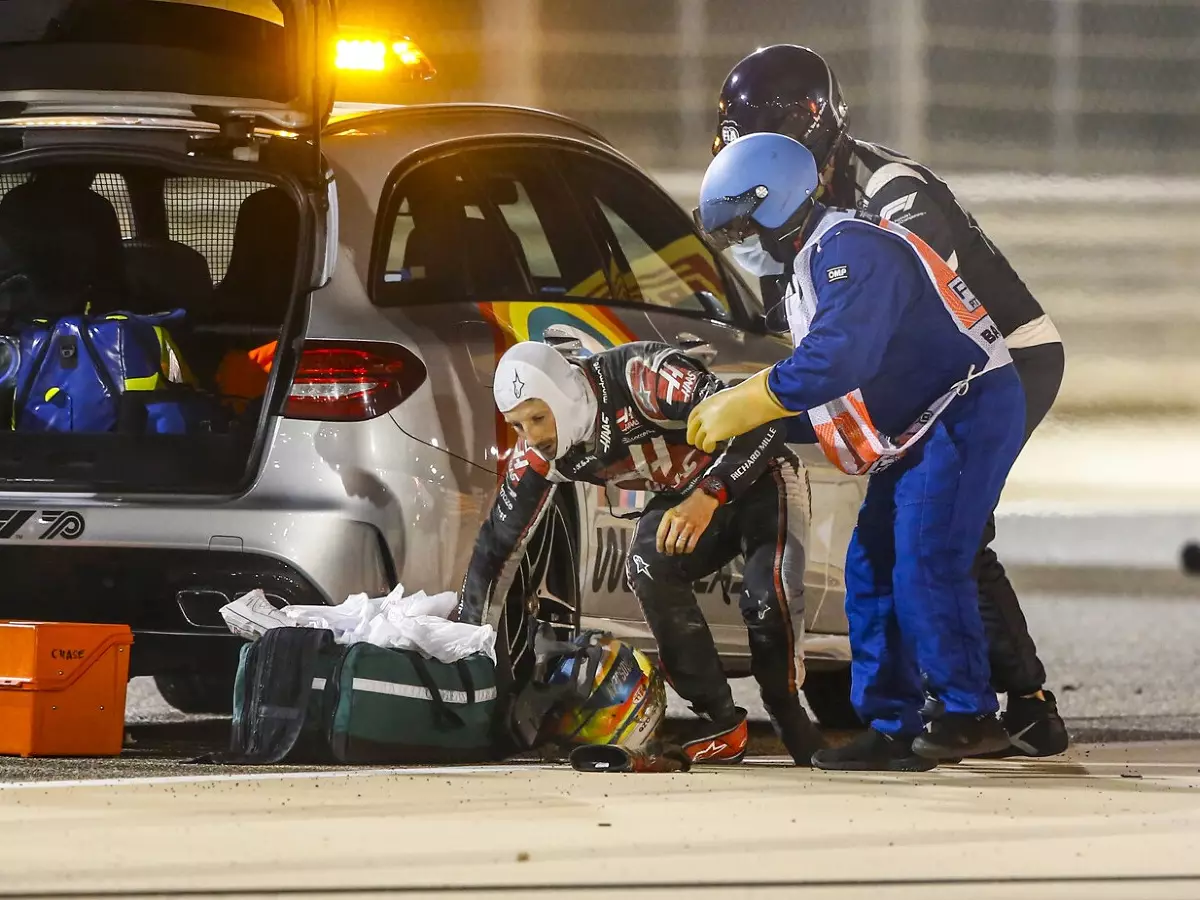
[686,367,797,453]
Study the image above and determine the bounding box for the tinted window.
[563,155,733,321]
[376,148,602,307]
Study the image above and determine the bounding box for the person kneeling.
[456,340,824,766]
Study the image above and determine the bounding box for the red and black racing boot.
[680,707,749,764]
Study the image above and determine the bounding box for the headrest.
[122,239,213,313]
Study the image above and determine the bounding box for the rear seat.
[0,174,128,318]
[210,186,300,327]
[194,187,300,402]
[119,239,214,316]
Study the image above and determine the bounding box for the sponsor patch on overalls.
[826,265,850,282]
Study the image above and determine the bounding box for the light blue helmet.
[695,132,820,251]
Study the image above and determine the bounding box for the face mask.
[729,235,786,278]
[493,341,598,459]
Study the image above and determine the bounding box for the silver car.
[0,1,862,726]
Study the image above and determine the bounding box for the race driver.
[455,339,824,766]
[688,132,1025,770]
[709,44,1068,759]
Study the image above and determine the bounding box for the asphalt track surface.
[3,745,1200,899]
[2,589,1199,784]
[2,591,1200,898]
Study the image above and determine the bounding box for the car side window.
[377,154,524,306]
[375,148,602,307]
[562,154,733,322]
[470,153,603,298]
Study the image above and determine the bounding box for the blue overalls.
[768,206,1025,736]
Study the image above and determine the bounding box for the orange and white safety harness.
[784,210,1013,476]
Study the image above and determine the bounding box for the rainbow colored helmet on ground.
[546,633,666,750]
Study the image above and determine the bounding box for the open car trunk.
[0,0,335,493]
[0,160,306,493]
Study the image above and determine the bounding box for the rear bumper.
[0,544,330,677]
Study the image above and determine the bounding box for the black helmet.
[714,45,849,169]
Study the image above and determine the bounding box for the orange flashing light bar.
[335,35,434,78]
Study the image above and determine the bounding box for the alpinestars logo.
[0,510,86,541]
[689,740,728,762]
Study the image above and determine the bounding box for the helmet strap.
[760,198,817,263]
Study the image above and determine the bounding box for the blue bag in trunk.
[11,309,207,434]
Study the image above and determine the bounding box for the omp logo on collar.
[826,265,850,282]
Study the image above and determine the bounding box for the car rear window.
[164,177,274,281]
[0,0,289,101]
[0,171,275,283]
[0,172,135,239]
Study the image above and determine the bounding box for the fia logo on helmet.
[720,120,740,146]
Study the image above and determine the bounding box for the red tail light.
[284,341,426,422]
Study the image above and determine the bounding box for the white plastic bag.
[220,584,495,663]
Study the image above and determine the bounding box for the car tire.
[154,672,236,715]
[802,667,861,729]
[499,487,581,688]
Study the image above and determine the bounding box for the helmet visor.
[694,186,767,251]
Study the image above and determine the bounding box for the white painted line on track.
[0,762,560,792]
[2,757,1194,792]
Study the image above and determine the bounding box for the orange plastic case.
[0,621,133,757]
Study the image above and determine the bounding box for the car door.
[368,140,689,635]
[553,150,857,656]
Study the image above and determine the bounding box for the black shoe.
[767,702,827,767]
[912,713,1010,760]
[977,690,1069,758]
[811,728,936,772]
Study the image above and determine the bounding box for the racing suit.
[458,341,807,722]
[755,140,1059,697]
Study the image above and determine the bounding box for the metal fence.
[444,0,1200,176]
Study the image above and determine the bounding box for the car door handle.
[674,332,718,365]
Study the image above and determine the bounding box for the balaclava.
[493,341,597,459]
